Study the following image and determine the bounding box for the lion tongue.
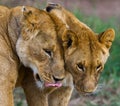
[45,83,62,87]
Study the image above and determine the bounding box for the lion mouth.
[44,75,64,87]
[35,73,62,87]
[45,82,62,87]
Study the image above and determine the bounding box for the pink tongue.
[45,83,62,87]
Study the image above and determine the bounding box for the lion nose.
[52,69,65,82]
[53,75,64,82]
[82,82,96,93]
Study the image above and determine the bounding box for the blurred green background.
[0,0,120,106]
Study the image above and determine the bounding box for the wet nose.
[82,82,96,93]
[53,75,64,82]
[52,69,65,82]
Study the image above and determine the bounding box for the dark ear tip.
[46,6,54,12]
[22,6,26,12]
[46,3,61,12]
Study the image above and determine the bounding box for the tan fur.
[46,3,115,106]
[0,5,66,106]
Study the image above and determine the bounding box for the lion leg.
[48,72,74,106]
[0,56,18,106]
[48,87,73,106]
[0,86,14,106]
[21,69,48,106]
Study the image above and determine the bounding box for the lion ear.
[98,28,115,49]
[62,30,78,55]
[46,3,62,12]
[46,3,68,26]
[21,6,39,40]
[62,30,77,48]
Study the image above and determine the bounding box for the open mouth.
[35,74,62,88]
[45,75,64,87]
[45,82,62,87]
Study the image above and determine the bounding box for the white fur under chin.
[29,63,38,75]
[29,64,45,89]
[36,81,44,89]
[29,64,44,89]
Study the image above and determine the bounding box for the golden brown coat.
[46,3,115,106]
[0,5,65,106]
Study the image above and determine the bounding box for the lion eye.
[43,49,52,57]
[76,64,85,72]
[96,65,102,72]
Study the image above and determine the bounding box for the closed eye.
[96,65,102,72]
[76,63,85,72]
[43,49,53,57]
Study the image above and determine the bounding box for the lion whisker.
[89,83,104,95]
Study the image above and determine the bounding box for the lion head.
[46,4,115,94]
[15,6,65,88]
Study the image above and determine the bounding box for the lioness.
[0,5,65,106]
[45,4,115,106]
